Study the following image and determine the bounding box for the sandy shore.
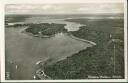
[68,33,96,46]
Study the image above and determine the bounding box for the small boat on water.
[16,65,18,70]
[36,61,42,65]
[34,35,39,37]
[33,75,36,79]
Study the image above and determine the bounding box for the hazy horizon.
[5,3,124,15]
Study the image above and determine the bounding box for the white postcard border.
[0,0,127,82]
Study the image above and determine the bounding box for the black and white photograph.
[0,0,127,82]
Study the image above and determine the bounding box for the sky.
[5,3,124,15]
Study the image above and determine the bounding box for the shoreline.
[35,68,51,80]
[21,29,52,38]
[68,33,96,46]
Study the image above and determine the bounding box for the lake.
[5,16,92,80]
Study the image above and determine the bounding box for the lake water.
[5,16,92,80]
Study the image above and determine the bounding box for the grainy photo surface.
[5,2,125,80]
